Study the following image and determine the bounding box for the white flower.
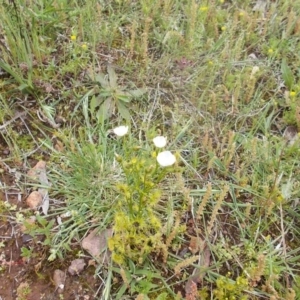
[157,151,176,167]
[113,126,129,137]
[153,136,167,148]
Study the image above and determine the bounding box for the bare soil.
[0,167,99,300]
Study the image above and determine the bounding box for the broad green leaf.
[281,59,294,89]
[96,97,112,123]
[95,73,109,88]
[116,93,132,103]
[116,101,131,120]
[107,64,118,88]
[99,90,113,97]
[90,95,102,114]
[128,88,147,98]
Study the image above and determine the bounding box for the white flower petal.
[153,136,167,148]
[157,151,176,167]
[113,126,129,137]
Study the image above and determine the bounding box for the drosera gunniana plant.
[108,125,178,265]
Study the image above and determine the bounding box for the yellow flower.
[268,48,274,54]
[239,12,244,17]
[71,35,77,41]
[112,253,124,265]
[290,91,296,97]
[220,0,225,3]
[81,43,87,50]
[108,238,115,251]
[199,6,208,11]
[276,194,284,203]
[130,157,138,165]
[221,26,226,31]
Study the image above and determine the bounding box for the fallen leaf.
[26,191,43,209]
[81,228,113,263]
[41,196,49,216]
[88,259,96,267]
[34,261,42,272]
[68,258,86,275]
[185,280,197,300]
[189,236,201,254]
[53,269,66,294]
[185,244,211,297]
[27,160,50,215]
[27,161,47,180]
[294,18,300,35]
[54,139,64,152]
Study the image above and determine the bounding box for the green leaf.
[0,60,25,86]
[281,59,294,89]
[128,88,147,98]
[21,247,33,258]
[96,97,112,123]
[128,259,136,273]
[96,73,109,88]
[156,293,168,300]
[107,64,118,88]
[116,100,131,120]
[47,219,55,230]
[90,95,102,115]
[116,284,128,300]
[99,90,113,97]
[116,93,132,103]
[36,214,47,227]
[18,83,31,91]
[134,269,162,278]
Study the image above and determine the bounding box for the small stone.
[26,191,43,209]
[283,125,298,145]
[22,234,33,243]
[27,160,47,180]
[68,259,86,275]
[53,269,66,294]
[3,149,10,155]
[81,228,112,262]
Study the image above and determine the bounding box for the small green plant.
[21,246,35,260]
[16,282,32,300]
[86,65,146,123]
[113,262,166,299]
[213,274,249,300]
[23,213,55,247]
[108,127,178,265]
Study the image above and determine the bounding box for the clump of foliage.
[108,129,178,264]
